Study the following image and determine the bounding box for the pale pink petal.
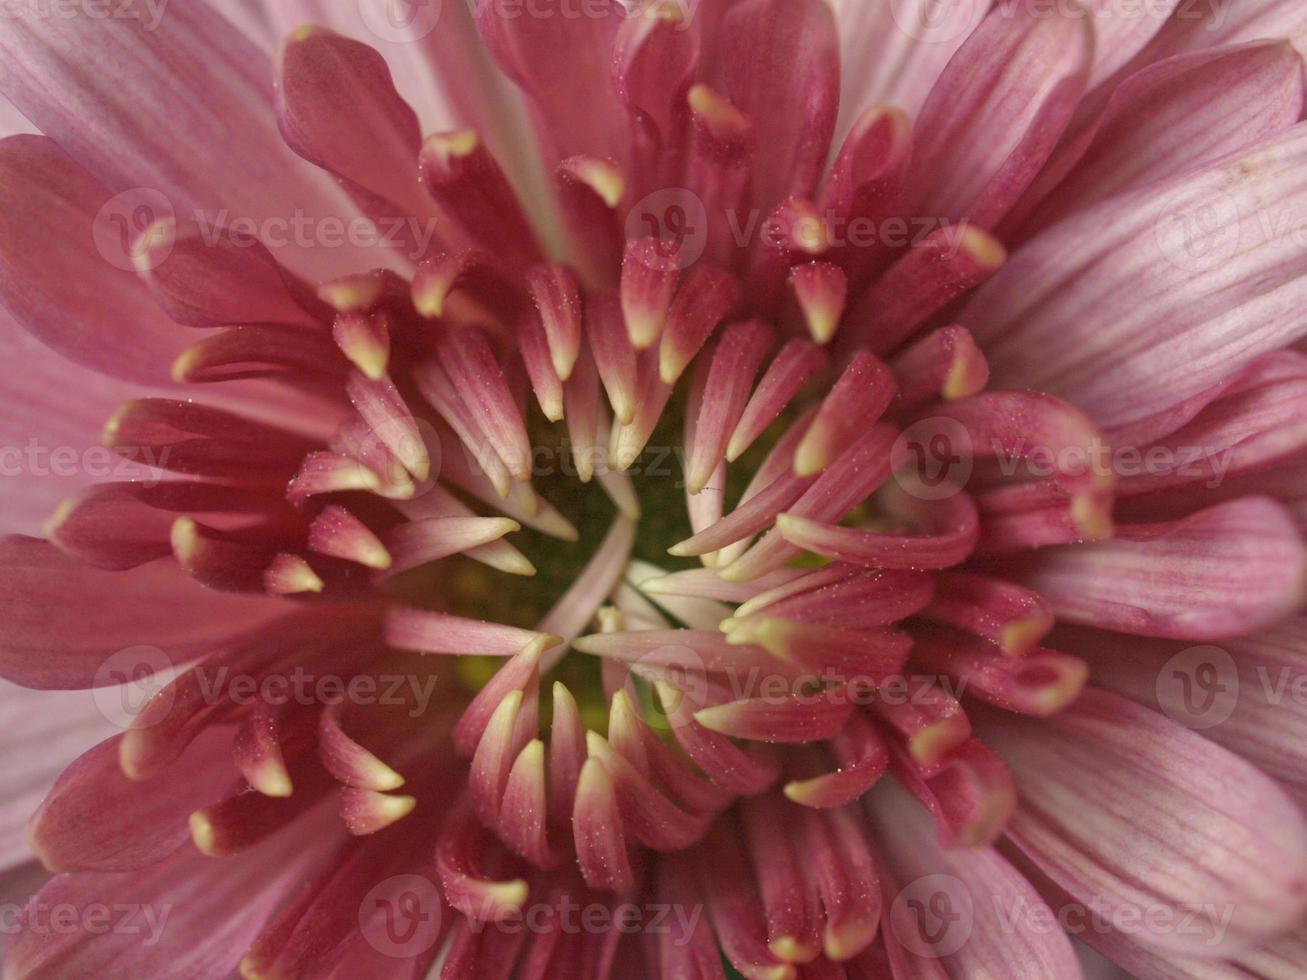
[1006,497,1307,641]
[981,687,1307,957]
[966,123,1307,434]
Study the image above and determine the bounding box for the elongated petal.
[981,687,1307,957]
[868,780,1082,977]
[909,3,1094,228]
[1008,497,1307,640]
[967,123,1307,434]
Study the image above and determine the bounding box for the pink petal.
[28,727,233,873]
[7,804,340,980]
[831,0,992,125]
[1007,496,1307,640]
[1013,40,1305,239]
[966,123,1307,434]
[981,687,1307,957]
[722,0,840,211]
[908,2,1094,228]
[0,5,366,280]
[868,780,1082,977]
[0,536,287,689]
[0,137,192,385]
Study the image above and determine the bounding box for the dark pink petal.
[333,310,390,381]
[382,516,519,578]
[843,224,1007,355]
[138,217,327,328]
[727,339,829,462]
[475,0,627,164]
[783,712,889,809]
[686,320,773,494]
[0,536,285,689]
[922,571,1053,657]
[307,505,391,571]
[436,796,529,920]
[557,156,627,287]
[685,82,756,269]
[572,757,635,893]
[722,0,840,211]
[173,324,346,387]
[799,805,882,961]
[588,292,640,426]
[384,607,554,659]
[912,627,1088,718]
[620,237,680,350]
[8,805,339,980]
[28,727,233,873]
[346,370,431,482]
[277,27,439,246]
[655,680,781,796]
[420,131,543,274]
[660,264,742,384]
[777,493,978,570]
[889,738,1016,848]
[1009,496,1307,640]
[890,325,990,412]
[696,816,794,978]
[981,687,1307,957]
[870,681,971,769]
[696,690,853,744]
[721,424,898,581]
[794,350,896,476]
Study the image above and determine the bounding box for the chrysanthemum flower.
[3,0,1307,976]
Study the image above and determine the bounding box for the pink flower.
[2,0,1307,976]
